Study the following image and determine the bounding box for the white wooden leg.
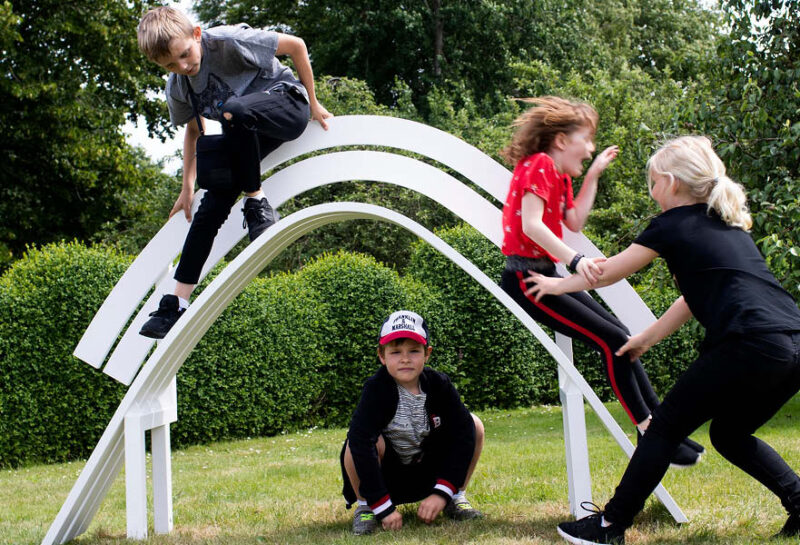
[556,332,593,518]
[124,415,147,539]
[151,424,173,534]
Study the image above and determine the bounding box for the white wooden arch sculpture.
[44,116,685,545]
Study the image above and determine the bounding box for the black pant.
[501,266,657,424]
[174,85,310,285]
[604,331,800,528]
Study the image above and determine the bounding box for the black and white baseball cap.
[378,310,429,345]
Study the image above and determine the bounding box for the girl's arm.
[275,34,333,129]
[564,146,619,232]
[616,296,692,361]
[521,193,602,283]
[524,243,658,300]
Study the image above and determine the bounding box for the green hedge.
[172,272,330,447]
[0,242,129,467]
[0,245,455,464]
[294,251,431,426]
[0,236,702,467]
[407,224,560,409]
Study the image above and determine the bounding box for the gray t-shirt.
[165,24,307,126]
[382,385,430,465]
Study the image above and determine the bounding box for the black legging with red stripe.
[501,260,656,424]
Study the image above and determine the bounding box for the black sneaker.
[775,513,800,538]
[139,294,185,339]
[670,439,702,468]
[557,503,625,545]
[637,430,702,468]
[682,436,706,455]
[242,197,279,242]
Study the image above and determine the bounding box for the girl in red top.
[499,96,703,466]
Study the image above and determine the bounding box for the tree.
[0,0,173,267]
[680,0,800,297]
[193,0,718,112]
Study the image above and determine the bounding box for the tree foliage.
[0,0,173,267]
[679,0,800,298]
[192,0,718,110]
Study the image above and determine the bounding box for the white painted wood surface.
[74,116,654,384]
[45,117,684,545]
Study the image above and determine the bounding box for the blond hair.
[137,6,194,62]
[647,136,752,231]
[501,96,599,165]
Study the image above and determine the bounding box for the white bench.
[44,116,685,545]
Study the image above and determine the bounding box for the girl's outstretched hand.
[616,332,652,361]
[523,271,562,301]
[587,145,619,178]
[576,256,605,285]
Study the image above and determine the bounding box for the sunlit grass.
[4,396,800,544]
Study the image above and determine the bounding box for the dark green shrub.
[0,242,457,464]
[294,251,411,426]
[173,272,329,447]
[0,235,700,467]
[0,242,129,467]
[407,224,559,409]
[631,263,703,397]
[395,274,461,380]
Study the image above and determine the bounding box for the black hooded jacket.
[340,366,475,519]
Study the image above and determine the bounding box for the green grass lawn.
[4,396,800,545]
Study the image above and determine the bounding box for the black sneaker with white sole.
[557,503,625,545]
[670,440,702,468]
[242,197,279,242]
[443,496,483,521]
[139,294,185,339]
[682,436,706,455]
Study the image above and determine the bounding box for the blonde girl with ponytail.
[646,135,752,230]
[526,135,800,545]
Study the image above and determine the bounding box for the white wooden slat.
[44,202,685,545]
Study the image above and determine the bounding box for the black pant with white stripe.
[501,265,656,424]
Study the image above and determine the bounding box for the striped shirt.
[382,385,430,464]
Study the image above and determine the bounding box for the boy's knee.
[221,99,247,126]
[471,413,485,442]
[343,441,354,466]
[344,436,386,462]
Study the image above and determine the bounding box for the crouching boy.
[340,310,485,535]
